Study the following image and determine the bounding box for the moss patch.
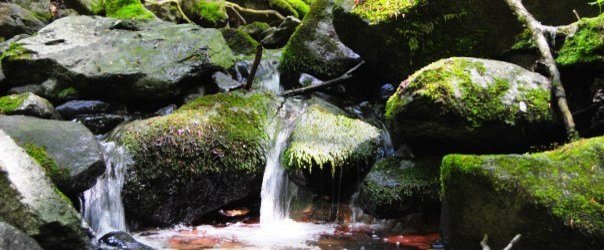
[269,0,310,18]
[350,0,422,23]
[0,93,27,114]
[556,14,604,66]
[220,28,260,55]
[195,0,228,26]
[0,43,30,62]
[22,143,70,198]
[120,91,277,174]
[359,157,440,218]
[99,0,156,20]
[282,103,382,175]
[441,136,604,247]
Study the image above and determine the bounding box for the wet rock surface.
[1,16,235,101]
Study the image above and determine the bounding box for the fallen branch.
[176,2,194,24]
[503,234,522,250]
[279,61,365,97]
[227,5,247,25]
[504,0,579,140]
[244,45,263,91]
[225,2,286,23]
[481,234,522,250]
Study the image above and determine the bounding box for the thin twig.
[279,61,365,97]
[224,2,286,22]
[244,45,263,91]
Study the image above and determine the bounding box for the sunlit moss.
[0,93,27,114]
[556,14,604,66]
[101,0,156,20]
[282,103,382,176]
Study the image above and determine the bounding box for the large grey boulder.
[0,130,90,249]
[0,222,43,250]
[1,16,235,101]
[0,3,45,40]
[0,115,105,196]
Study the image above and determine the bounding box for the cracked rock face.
[1,16,235,101]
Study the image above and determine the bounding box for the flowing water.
[82,141,130,237]
[82,54,439,249]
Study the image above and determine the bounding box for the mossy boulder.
[0,115,105,197]
[385,57,558,153]
[181,0,228,27]
[64,0,157,20]
[358,157,440,219]
[240,22,271,41]
[441,136,604,249]
[280,0,360,81]
[556,14,604,69]
[220,27,260,55]
[114,91,279,228]
[283,99,383,196]
[0,92,60,119]
[0,130,90,249]
[1,16,235,101]
[0,3,45,40]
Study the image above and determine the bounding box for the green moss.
[269,0,299,18]
[120,91,276,175]
[23,143,70,189]
[57,87,79,99]
[385,58,552,128]
[103,0,156,20]
[361,157,439,209]
[221,28,260,55]
[240,22,271,40]
[556,14,604,66]
[0,93,27,114]
[280,0,352,78]
[0,43,31,62]
[285,0,310,17]
[351,0,423,24]
[195,0,228,26]
[282,104,381,175]
[441,136,604,235]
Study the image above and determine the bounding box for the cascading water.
[82,141,130,237]
[260,99,305,225]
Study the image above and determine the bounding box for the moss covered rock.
[114,91,279,228]
[64,0,157,20]
[441,136,604,249]
[556,14,604,69]
[385,57,558,153]
[239,21,272,41]
[280,0,360,81]
[12,0,52,22]
[0,92,60,119]
[1,16,234,101]
[283,99,382,196]
[181,0,228,27]
[358,157,440,219]
[332,0,528,83]
[268,0,310,19]
[0,130,90,249]
[0,115,105,197]
[220,27,260,55]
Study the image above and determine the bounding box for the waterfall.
[259,99,305,226]
[82,141,130,237]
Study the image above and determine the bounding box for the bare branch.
[279,61,365,97]
[504,0,579,140]
[481,234,491,250]
[244,45,263,91]
[224,2,286,23]
[503,234,522,250]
